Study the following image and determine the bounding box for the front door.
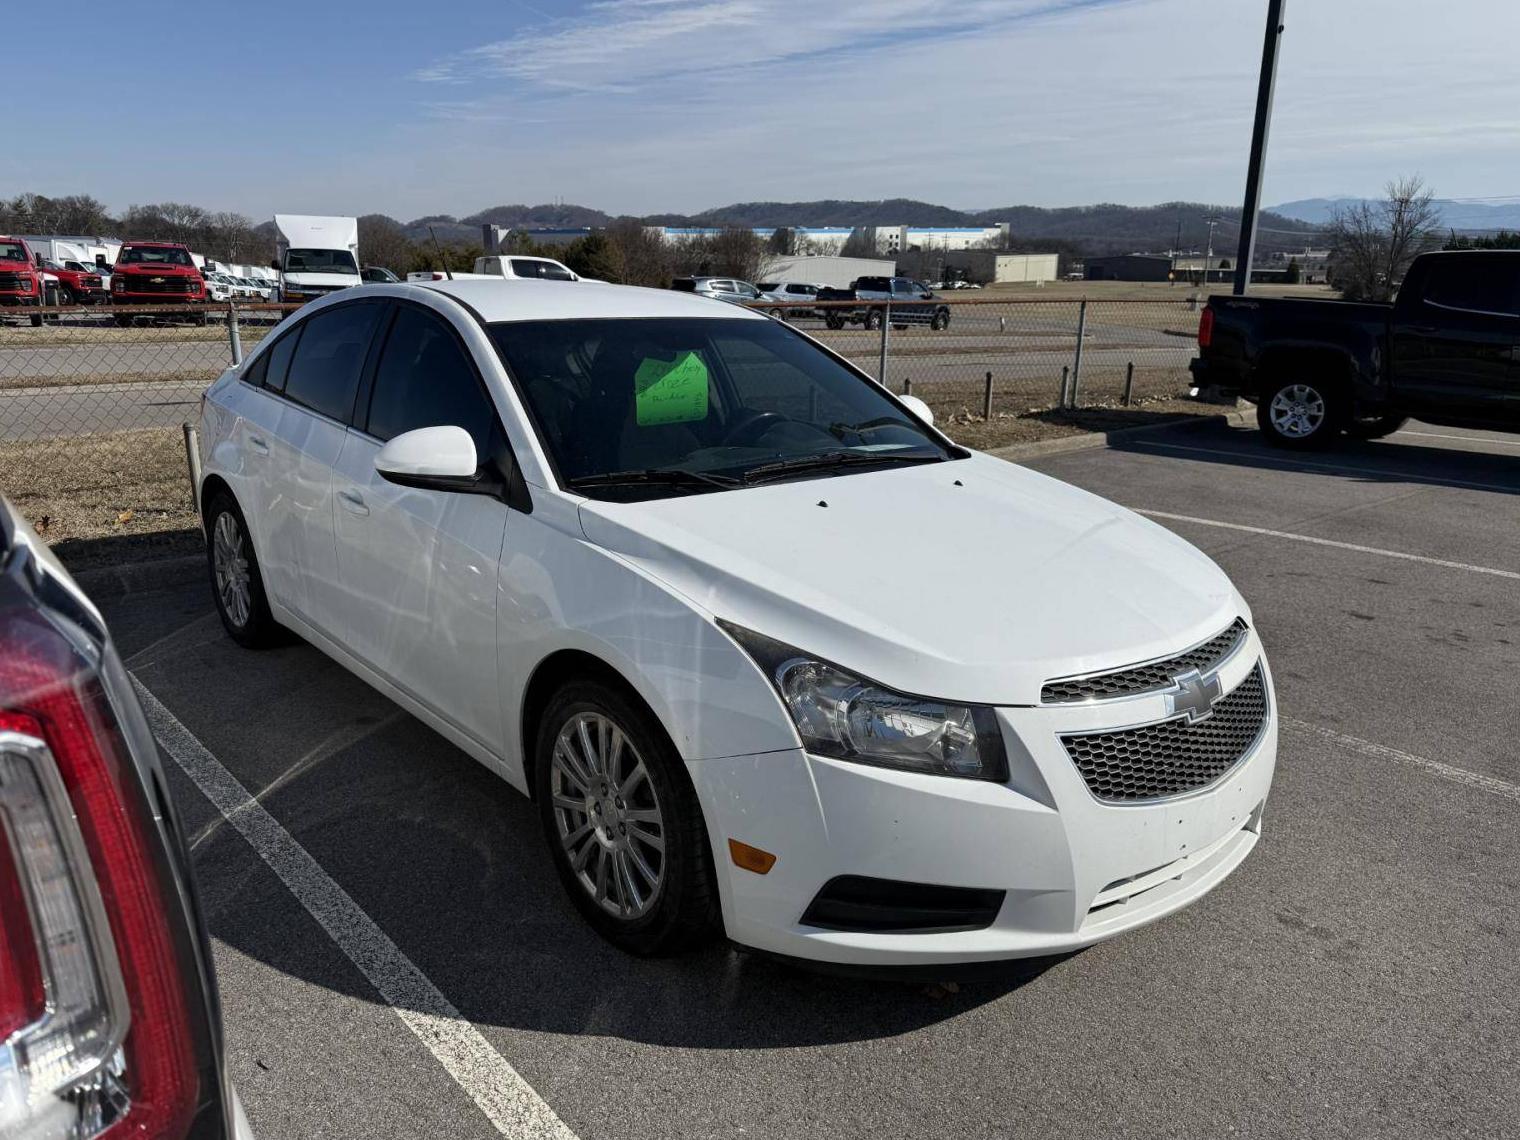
[329,301,510,752]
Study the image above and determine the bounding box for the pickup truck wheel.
[535,680,719,956]
[864,309,883,331]
[1258,379,1343,449]
[114,313,134,328]
[824,314,843,330]
[930,310,950,331]
[1345,413,1408,441]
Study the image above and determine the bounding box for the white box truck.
[272,214,359,303]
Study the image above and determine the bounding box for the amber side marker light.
[728,839,777,875]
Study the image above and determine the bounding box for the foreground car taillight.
[1197,307,1214,348]
[0,609,197,1139]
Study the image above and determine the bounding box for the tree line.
[0,192,274,265]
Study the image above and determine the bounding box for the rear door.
[1391,258,1520,423]
[261,299,385,634]
[329,300,510,751]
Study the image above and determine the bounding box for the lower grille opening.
[801,875,1005,933]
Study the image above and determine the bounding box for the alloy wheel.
[1268,384,1327,439]
[549,711,666,920]
[212,512,252,629]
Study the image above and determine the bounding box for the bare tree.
[357,215,416,273]
[1327,176,1442,302]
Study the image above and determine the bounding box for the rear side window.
[260,326,302,393]
[365,306,495,451]
[283,303,383,422]
[1424,260,1520,316]
[671,279,696,292]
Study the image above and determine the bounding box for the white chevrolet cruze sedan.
[196,279,1277,966]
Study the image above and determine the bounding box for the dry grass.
[935,395,1221,451]
[2,428,198,549]
[970,280,1339,302]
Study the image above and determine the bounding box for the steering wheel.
[724,409,789,446]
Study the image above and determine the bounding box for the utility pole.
[1205,214,1218,284]
[1233,0,1286,295]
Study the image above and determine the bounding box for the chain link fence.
[0,296,1202,549]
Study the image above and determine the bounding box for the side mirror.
[269,260,281,272]
[374,426,480,490]
[899,393,935,427]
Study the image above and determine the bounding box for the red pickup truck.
[41,259,107,304]
[109,240,208,325]
[0,236,45,326]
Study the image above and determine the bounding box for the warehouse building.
[1083,254,1176,282]
[758,254,896,289]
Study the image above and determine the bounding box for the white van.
[273,214,360,303]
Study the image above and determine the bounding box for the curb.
[69,553,205,600]
[986,407,1251,462]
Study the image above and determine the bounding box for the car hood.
[0,258,33,270]
[115,263,198,275]
[576,452,1244,706]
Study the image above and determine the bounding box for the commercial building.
[871,224,1009,253]
[1083,254,1176,282]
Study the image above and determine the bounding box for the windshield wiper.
[740,450,940,485]
[567,467,742,492]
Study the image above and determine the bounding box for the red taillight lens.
[1197,307,1214,348]
[0,609,197,1139]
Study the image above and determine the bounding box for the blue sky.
[15,0,1520,220]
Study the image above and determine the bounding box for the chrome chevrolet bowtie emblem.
[1165,668,1223,724]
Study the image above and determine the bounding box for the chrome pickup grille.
[1060,664,1268,802]
[1041,619,1248,704]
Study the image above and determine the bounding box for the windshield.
[118,246,195,266]
[284,248,359,275]
[491,316,953,499]
[0,241,29,263]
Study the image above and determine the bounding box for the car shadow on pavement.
[179,663,1067,1049]
[1109,420,1520,495]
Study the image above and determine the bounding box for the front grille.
[1042,619,1248,704]
[122,276,196,294]
[800,875,1005,933]
[1061,664,1268,802]
[0,271,30,290]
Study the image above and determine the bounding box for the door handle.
[247,434,269,455]
[337,489,369,516]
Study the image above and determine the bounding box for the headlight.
[720,622,1008,781]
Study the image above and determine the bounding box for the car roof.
[407,278,768,324]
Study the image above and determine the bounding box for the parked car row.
[672,275,954,331]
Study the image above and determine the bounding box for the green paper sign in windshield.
[634,351,709,426]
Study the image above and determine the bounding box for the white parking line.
[1130,441,1520,496]
[1135,509,1520,581]
[1285,718,1520,806]
[1399,429,1520,448]
[131,677,579,1140]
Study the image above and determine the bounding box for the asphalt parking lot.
[103,416,1520,1140]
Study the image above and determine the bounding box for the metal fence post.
[226,301,243,365]
[902,377,912,396]
[1069,298,1087,408]
[982,371,994,420]
[1123,361,1135,406]
[1059,365,1070,408]
[877,300,891,384]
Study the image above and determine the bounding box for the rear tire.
[204,492,283,649]
[534,679,719,956]
[824,313,843,330]
[864,309,883,331]
[114,313,134,328]
[1345,413,1408,441]
[1256,377,1345,449]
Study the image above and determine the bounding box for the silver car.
[670,276,763,305]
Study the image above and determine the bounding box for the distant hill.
[1271,197,1520,232]
[669,198,974,228]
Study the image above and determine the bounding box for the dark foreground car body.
[1190,250,1520,448]
[0,499,252,1138]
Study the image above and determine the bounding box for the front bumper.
[690,632,1276,966]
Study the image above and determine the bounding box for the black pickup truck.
[1190,250,1520,448]
[817,276,952,331]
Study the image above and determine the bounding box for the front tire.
[1257,377,1344,449]
[535,680,719,956]
[931,309,950,331]
[864,309,883,331]
[205,492,283,648]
